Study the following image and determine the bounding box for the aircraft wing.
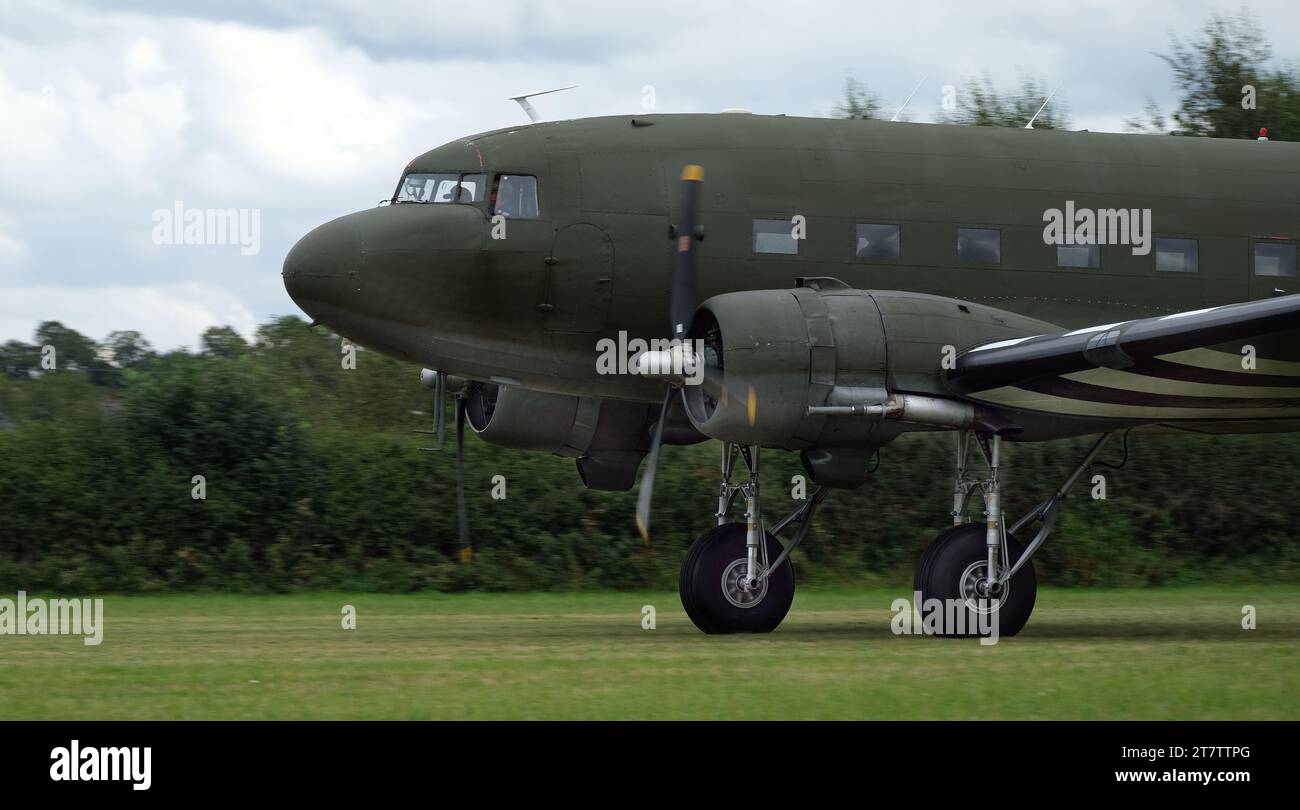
[946,294,1300,422]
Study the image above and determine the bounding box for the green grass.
[0,587,1297,719]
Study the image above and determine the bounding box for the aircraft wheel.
[915,523,1037,637]
[913,523,970,596]
[680,523,793,634]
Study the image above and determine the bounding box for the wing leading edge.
[947,294,1300,423]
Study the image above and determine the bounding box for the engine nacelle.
[682,279,1052,451]
[465,383,703,491]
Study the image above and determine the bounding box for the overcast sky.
[1,0,1296,350]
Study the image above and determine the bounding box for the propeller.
[636,165,705,543]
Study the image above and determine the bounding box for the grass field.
[1,586,1297,720]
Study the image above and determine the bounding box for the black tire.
[915,523,1037,637]
[912,523,970,596]
[679,523,794,634]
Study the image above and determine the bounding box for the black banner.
[0,721,1290,796]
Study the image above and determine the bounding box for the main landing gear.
[914,430,1115,637]
[678,431,1115,636]
[679,442,828,634]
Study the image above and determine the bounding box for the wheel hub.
[958,561,1008,614]
[721,558,768,609]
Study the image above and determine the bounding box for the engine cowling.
[682,280,1054,450]
[465,383,703,490]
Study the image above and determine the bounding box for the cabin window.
[394,172,485,204]
[752,219,798,254]
[957,228,1000,264]
[854,223,900,259]
[1056,244,1100,269]
[492,174,539,219]
[1253,240,1297,277]
[1155,238,1198,273]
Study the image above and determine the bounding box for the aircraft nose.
[282,216,363,318]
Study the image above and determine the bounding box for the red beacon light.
[1258,127,1269,141]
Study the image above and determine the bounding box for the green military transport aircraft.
[284,112,1300,636]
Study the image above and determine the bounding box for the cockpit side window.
[492,174,539,219]
[394,172,485,204]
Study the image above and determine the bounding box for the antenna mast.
[1025,80,1063,129]
[507,85,578,123]
[890,76,927,122]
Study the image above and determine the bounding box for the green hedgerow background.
[2,317,1298,594]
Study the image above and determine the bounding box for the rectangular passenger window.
[1155,238,1198,273]
[855,223,900,259]
[1056,244,1100,269]
[492,174,539,219]
[753,219,798,254]
[957,228,1000,263]
[1254,240,1297,277]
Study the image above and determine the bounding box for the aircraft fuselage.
[284,113,1300,405]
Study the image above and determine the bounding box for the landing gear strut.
[679,442,828,634]
[915,430,1115,637]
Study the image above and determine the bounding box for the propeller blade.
[670,164,704,340]
[635,386,675,544]
[454,393,471,559]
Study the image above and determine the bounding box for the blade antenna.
[890,76,927,122]
[507,85,578,123]
[1025,80,1063,130]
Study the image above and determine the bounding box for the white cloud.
[1,0,1299,350]
[123,36,167,82]
[0,283,258,349]
[0,224,25,268]
[181,23,434,186]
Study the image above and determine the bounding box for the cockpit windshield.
[393,172,486,204]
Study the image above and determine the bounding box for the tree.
[201,326,250,359]
[102,330,155,369]
[0,340,39,379]
[937,73,1069,129]
[1126,9,1300,140]
[33,321,97,372]
[831,73,882,120]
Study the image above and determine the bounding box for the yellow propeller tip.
[746,385,757,427]
[681,164,705,182]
